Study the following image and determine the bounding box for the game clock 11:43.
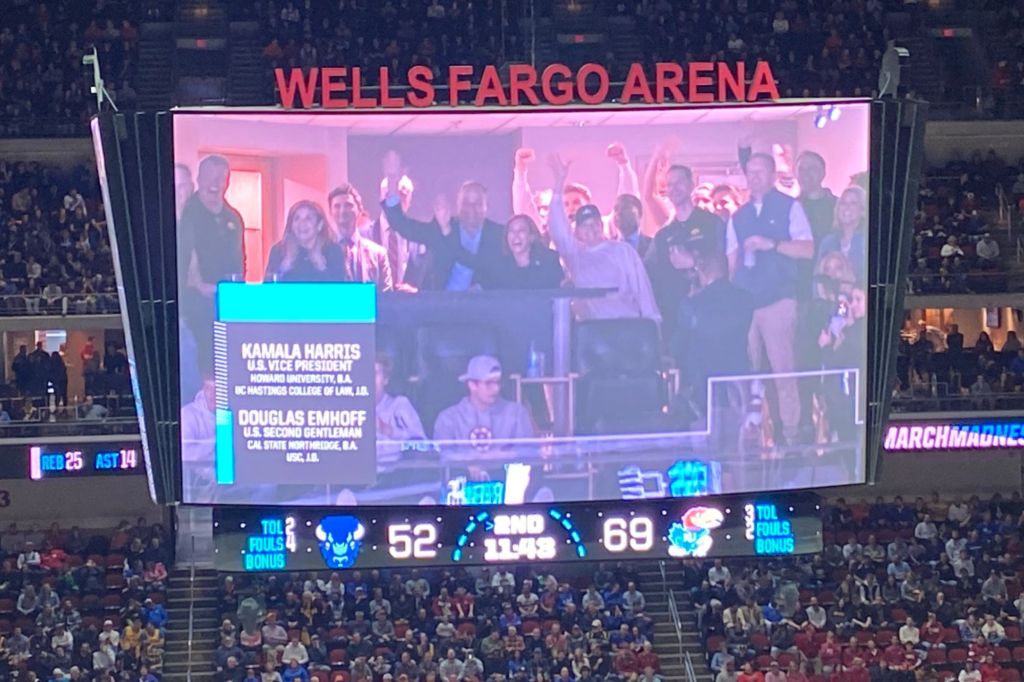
[213,494,821,572]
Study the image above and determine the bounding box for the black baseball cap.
[575,204,602,224]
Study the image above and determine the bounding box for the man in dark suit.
[613,194,651,258]
[328,184,394,291]
[381,152,506,291]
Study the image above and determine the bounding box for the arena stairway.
[163,566,220,682]
[635,562,714,682]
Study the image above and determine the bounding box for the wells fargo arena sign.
[273,62,781,109]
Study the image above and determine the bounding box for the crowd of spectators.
[636,0,887,99]
[0,0,172,137]
[0,337,134,425]
[214,564,660,682]
[692,493,1024,682]
[907,152,1023,296]
[0,518,171,682]
[892,324,1024,412]
[0,160,118,316]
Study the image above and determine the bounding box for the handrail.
[187,534,196,682]
[659,560,695,682]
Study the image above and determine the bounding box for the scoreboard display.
[213,493,821,571]
[29,445,142,480]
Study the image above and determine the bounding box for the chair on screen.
[413,323,502,436]
[572,318,670,435]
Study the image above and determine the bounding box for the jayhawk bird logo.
[667,506,724,558]
[315,515,366,569]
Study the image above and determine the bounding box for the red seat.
[855,632,874,645]
[327,627,346,642]
[755,655,773,670]
[1001,668,1021,682]
[944,628,961,643]
[708,635,725,651]
[101,594,123,610]
[1006,626,1021,643]
[778,654,796,668]
[0,600,13,615]
[1011,646,1024,662]
[995,647,1012,663]
[329,649,348,667]
[818,591,835,605]
[457,622,477,637]
[891,608,908,622]
[106,554,125,569]
[751,633,770,651]
[948,649,968,664]
[104,574,124,589]
[927,649,947,664]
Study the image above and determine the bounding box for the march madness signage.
[274,62,781,109]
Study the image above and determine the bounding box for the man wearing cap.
[433,355,535,443]
[668,230,754,411]
[726,153,814,445]
[546,155,660,323]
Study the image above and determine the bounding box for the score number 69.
[602,517,655,553]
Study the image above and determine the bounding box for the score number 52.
[387,523,438,560]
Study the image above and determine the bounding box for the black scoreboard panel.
[213,493,822,572]
[0,442,145,481]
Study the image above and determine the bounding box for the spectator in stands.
[727,153,814,443]
[264,200,346,283]
[326,184,393,290]
[976,233,1000,268]
[487,214,565,290]
[382,151,505,292]
[433,355,534,442]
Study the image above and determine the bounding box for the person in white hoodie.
[181,377,216,495]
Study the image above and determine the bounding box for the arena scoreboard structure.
[91,63,925,519]
[213,493,822,571]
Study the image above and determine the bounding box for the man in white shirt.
[804,597,827,630]
[842,537,863,562]
[282,635,309,666]
[945,530,967,562]
[708,560,732,589]
[914,515,938,541]
[492,570,516,596]
[948,499,971,526]
[17,542,41,571]
[725,153,814,443]
[899,617,920,646]
[976,233,1000,268]
[622,583,646,616]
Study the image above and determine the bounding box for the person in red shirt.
[842,659,870,682]
[843,636,863,668]
[797,624,820,665]
[884,635,905,668]
[637,642,660,672]
[786,661,809,682]
[738,662,766,682]
[921,613,946,651]
[40,544,68,571]
[861,640,881,668]
[452,587,475,622]
[614,646,639,675]
[979,654,1002,682]
[820,632,843,675]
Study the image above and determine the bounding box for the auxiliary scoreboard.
[213,493,821,571]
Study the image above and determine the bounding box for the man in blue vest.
[725,153,814,444]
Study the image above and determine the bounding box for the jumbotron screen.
[174,102,869,506]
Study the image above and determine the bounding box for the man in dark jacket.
[381,152,506,291]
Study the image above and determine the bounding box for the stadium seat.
[927,649,947,664]
[573,318,671,435]
[1001,668,1021,682]
[948,649,968,664]
[996,648,1012,663]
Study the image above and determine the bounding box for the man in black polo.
[644,164,724,337]
[178,154,245,376]
[726,153,814,445]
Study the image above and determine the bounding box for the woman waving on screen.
[264,200,347,282]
